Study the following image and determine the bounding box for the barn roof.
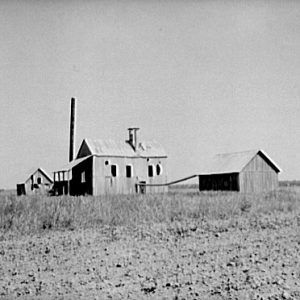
[77,138,167,158]
[198,149,281,175]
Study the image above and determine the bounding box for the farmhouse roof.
[54,156,92,172]
[198,149,281,175]
[77,138,167,158]
[22,167,53,184]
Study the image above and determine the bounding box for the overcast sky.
[0,0,299,188]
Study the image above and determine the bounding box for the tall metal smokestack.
[69,97,76,162]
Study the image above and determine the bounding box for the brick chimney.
[127,127,139,151]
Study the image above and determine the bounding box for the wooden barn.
[16,168,53,196]
[53,128,168,196]
[198,150,281,193]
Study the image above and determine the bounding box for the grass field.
[0,187,299,235]
[0,187,299,299]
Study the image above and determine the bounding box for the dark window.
[37,177,42,184]
[105,160,109,165]
[111,165,118,177]
[156,164,162,176]
[148,165,154,177]
[126,165,133,178]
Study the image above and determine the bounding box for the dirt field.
[0,190,300,299]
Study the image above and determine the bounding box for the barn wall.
[239,154,278,193]
[93,156,167,195]
[199,173,239,191]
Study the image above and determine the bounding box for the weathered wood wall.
[93,156,167,195]
[239,154,278,193]
[70,156,93,195]
[199,173,239,191]
[67,155,167,195]
[198,153,279,193]
[23,169,53,195]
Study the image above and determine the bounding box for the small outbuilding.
[16,168,53,196]
[198,149,281,193]
[53,128,168,196]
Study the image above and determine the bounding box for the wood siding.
[93,156,167,195]
[198,153,279,193]
[23,169,53,195]
[67,155,167,195]
[199,173,239,191]
[70,156,93,195]
[239,153,278,193]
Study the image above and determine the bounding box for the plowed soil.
[1,210,299,299]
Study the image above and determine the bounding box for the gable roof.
[76,138,167,158]
[54,155,92,172]
[24,168,53,184]
[198,149,281,175]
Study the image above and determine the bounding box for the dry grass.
[0,187,299,236]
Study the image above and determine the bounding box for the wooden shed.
[53,128,168,196]
[198,150,281,193]
[16,168,53,196]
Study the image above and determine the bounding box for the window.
[126,165,133,178]
[37,177,42,184]
[105,160,110,165]
[81,171,86,183]
[148,165,154,177]
[111,165,118,177]
[156,164,163,176]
